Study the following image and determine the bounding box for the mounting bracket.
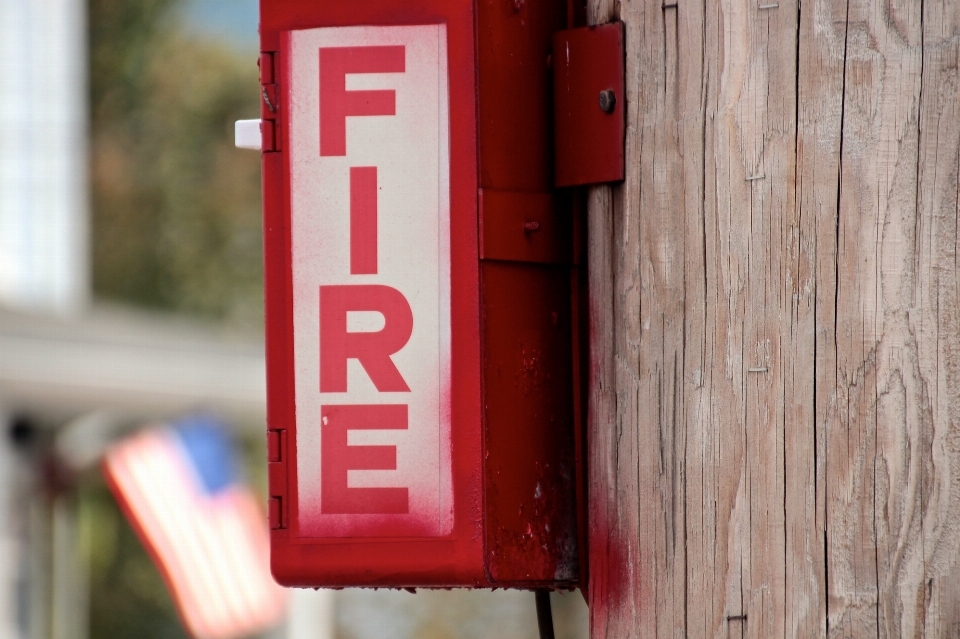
[552,22,625,187]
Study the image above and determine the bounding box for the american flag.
[102,416,286,639]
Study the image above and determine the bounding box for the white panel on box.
[287,24,451,537]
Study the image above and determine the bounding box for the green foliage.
[81,481,189,639]
[86,1,264,637]
[90,0,263,328]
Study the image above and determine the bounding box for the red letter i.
[350,166,378,275]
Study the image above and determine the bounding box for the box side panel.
[476,0,580,586]
[480,261,579,585]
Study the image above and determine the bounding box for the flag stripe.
[103,427,285,639]
[111,435,222,638]
[106,439,214,639]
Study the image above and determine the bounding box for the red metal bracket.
[552,22,625,187]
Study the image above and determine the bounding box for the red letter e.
[321,404,408,514]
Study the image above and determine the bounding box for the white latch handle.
[235,119,262,150]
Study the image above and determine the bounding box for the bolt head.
[598,89,617,114]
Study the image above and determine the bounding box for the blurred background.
[0,0,588,638]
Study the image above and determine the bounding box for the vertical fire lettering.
[288,25,451,537]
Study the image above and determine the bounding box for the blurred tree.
[90,0,263,329]
[86,1,263,637]
[81,481,189,639]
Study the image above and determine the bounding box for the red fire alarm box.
[261,0,586,588]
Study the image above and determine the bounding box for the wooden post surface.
[585,0,960,637]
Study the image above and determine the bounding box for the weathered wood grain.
[794,0,847,633]
[586,0,960,636]
[585,0,638,635]
[828,0,923,636]
[916,4,960,635]
[587,183,624,638]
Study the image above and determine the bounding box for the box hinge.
[235,52,282,152]
[552,22,625,187]
[267,429,288,529]
[259,51,280,153]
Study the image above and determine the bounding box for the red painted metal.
[481,261,578,582]
[552,22,625,187]
[260,119,276,152]
[261,0,584,589]
[259,52,275,84]
[479,190,573,264]
[266,430,280,462]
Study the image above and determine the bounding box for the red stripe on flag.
[102,428,285,639]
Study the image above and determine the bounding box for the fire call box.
[261,0,584,588]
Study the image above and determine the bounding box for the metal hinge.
[552,22,625,187]
[267,429,288,529]
[235,52,281,152]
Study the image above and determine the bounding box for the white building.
[1,0,89,636]
[0,0,89,316]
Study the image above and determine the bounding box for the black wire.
[535,590,556,639]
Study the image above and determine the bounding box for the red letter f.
[319,46,405,156]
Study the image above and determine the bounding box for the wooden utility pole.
[586,0,960,636]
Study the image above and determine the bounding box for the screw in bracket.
[598,89,617,114]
